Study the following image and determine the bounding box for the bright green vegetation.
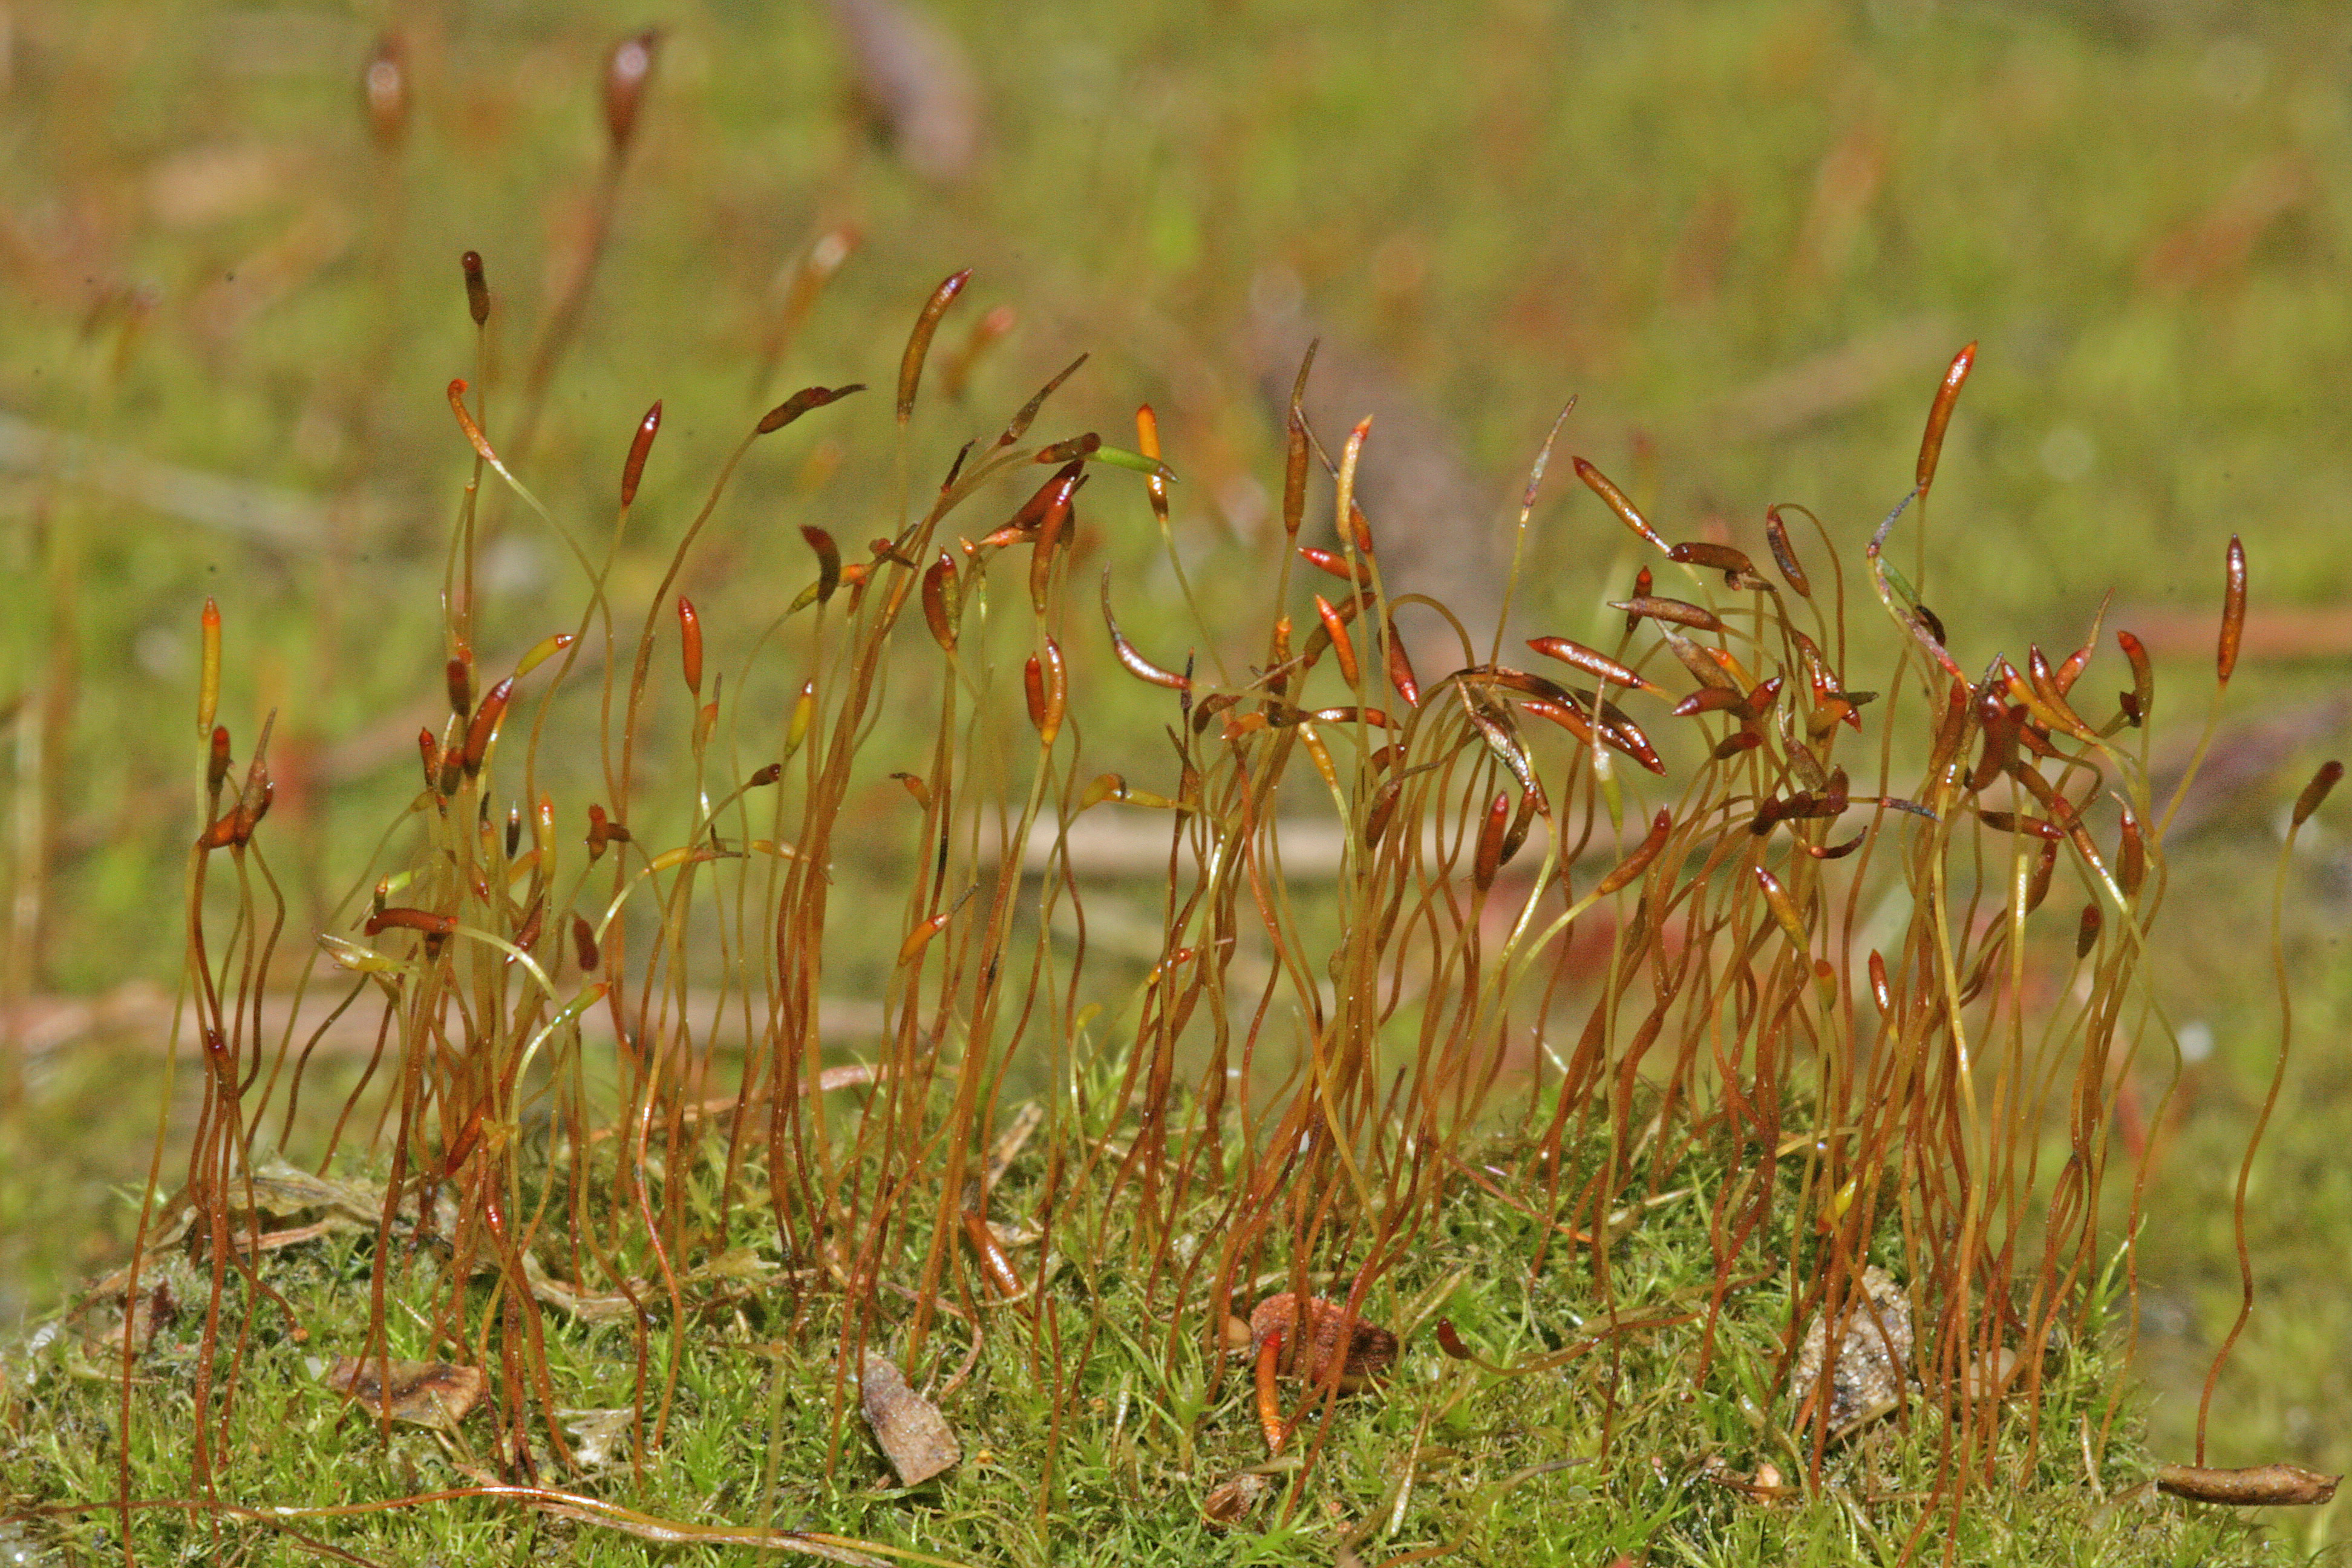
[2,1127,2259,1567]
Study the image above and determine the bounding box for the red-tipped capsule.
[462,678,513,774]
[621,400,661,506]
[460,250,489,327]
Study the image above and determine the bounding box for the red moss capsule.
[1612,596,1724,633]
[2216,534,2247,687]
[1668,540,1756,577]
[1030,474,1079,613]
[586,803,612,861]
[676,597,703,697]
[1101,573,1189,691]
[1869,950,1892,1014]
[1315,596,1361,687]
[898,269,971,423]
[1472,792,1510,894]
[758,382,864,435]
[1034,432,1100,465]
[1598,809,1671,896]
[361,33,408,151]
[365,907,458,938]
[460,250,489,327]
[2115,629,2154,727]
[1026,637,1067,748]
[1282,384,1312,539]
[2024,838,2059,913]
[1527,636,1651,691]
[1763,506,1812,598]
[1385,619,1420,707]
[1627,566,1652,634]
[1296,546,1371,585]
[572,913,601,973]
[2117,806,2146,898]
[923,554,959,653]
[603,30,661,155]
[621,400,661,506]
[1574,457,1667,554]
[416,728,439,793]
[446,656,473,718]
[1436,1320,1475,1361]
[2076,902,2102,960]
[778,533,832,616]
[2293,760,2344,829]
[462,678,513,774]
[1915,341,1976,496]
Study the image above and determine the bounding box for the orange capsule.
[1315,596,1360,687]
[1574,457,1667,554]
[898,269,972,423]
[923,554,959,653]
[1915,341,1976,497]
[2216,534,2247,687]
[676,597,704,697]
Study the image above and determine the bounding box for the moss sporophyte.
[7,258,2340,1568]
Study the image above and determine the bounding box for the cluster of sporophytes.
[5,244,2336,1567]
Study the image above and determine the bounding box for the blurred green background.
[2,0,2349,1543]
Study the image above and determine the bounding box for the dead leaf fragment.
[324,1356,485,1428]
[858,1353,958,1486]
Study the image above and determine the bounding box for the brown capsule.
[1281,411,1312,542]
[1034,431,1100,465]
[586,802,611,861]
[801,524,842,604]
[1574,457,1668,553]
[1612,595,1724,634]
[1029,473,1079,613]
[1869,949,1892,1014]
[1627,566,1653,633]
[2117,806,2146,897]
[365,907,458,938]
[1668,540,1756,577]
[1308,706,1390,727]
[747,762,782,788]
[462,678,513,774]
[758,382,865,435]
[603,30,661,155]
[1436,1320,1475,1361]
[922,554,959,653]
[961,1211,1026,1301]
[2024,838,2059,913]
[1101,572,1189,690]
[361,33,408,150]
[2076,902,2103,959]
[505,806,523,860]
[1713,730,1763,760]
[1763,506,1812,598]
[2294,760,2344,829]
[572,914,601,973]
[1671,687,1747,719]
[2217,534,2247,687]
[621,400,661,506]
[460,250,489,327]
[2116,629,2154,727]
[1915,341,1977,496]
[1362,778,1401,851]
[511,892,542,953]
[1385,619,1420,707]
[1473,792,1510,894]
[1527,635,1651,691]
[898,269,972,423]
[1598,809,1672,896]
[1805,831,1867,860]
[447,656,474,718]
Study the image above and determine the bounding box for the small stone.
[1788,1265,1912,1437]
